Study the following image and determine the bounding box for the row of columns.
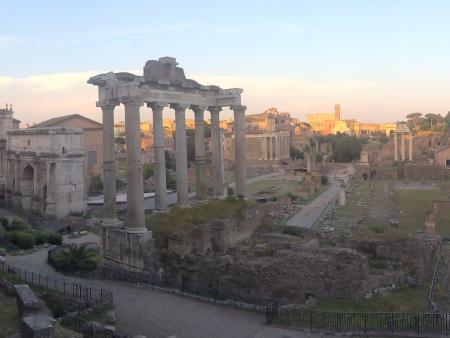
[393,132,413,161]
[101,100,247,230]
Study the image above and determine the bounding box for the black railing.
[0,262,113,309]
[267,306,450,336]
[99,264,272,312]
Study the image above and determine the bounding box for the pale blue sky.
[1,0,450,124]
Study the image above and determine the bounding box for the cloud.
[1,70,449,126]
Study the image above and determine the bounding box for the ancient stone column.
[209,106,224,198]
[269,136,273,160]
[101,103,119,224]
[306,153,311,172]
[232,105,247,196]
[409,133,413,161]
[192,105,207,201]
[173,104,189,207]
[45,161,56,216]
[32,163,38,197]
[401,132,405,161]
[14,157,20,193]
[339,189,346,207]
[394,132,398,161]
[124,98,145,229]
[149,102,168,212]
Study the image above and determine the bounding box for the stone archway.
[21,164,34,210]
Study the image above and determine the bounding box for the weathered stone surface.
[15,285,51,317]
[21,314,56,338]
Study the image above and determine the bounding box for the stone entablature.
[5,127,86,219]
[7,127,84,156]
[89,57,242,109]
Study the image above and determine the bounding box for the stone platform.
[100,223,154,271]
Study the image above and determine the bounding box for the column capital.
[147,101,166,111]
[208,106,222,114]
[231,105,246,113]
[170,103,189,112]
[190,105,206,114]
[98,100,120,110]
[122,96,142,106]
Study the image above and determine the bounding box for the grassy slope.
[0,290,20,337]
[315,286,428,313]
[395,188,450,235]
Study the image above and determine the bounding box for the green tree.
[324,134,364,163]
[290,146,304,160]
[89,175,103,195]
[53,244,101,272]
[143,164,154,180]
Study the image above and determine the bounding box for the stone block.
[14,285,50,317]
[21,314,56,338]
[101,226,153,270]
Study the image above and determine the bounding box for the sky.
[1,0,450,125]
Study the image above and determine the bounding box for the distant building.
[0,104,20,183]
[307,104,341,135]
[30,114,103,193]
[435,146,450,169]
[5,127,86,219]
[224,108,290,165]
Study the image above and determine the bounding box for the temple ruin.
[88,57,246,272]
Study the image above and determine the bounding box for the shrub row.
[2,217,63,250]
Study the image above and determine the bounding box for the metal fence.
[99,264,272,312]
[267,304,450,336]
[0,262,113,309]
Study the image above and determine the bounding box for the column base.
[100,225,154,271]
[101,218,123,228]
[153,208,169,214]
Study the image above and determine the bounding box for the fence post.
[416,314,420,335]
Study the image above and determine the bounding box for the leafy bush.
[8,231,35,249]
[52,244,100,272]
[321,176,329,185]
[8,218,31,231]
[33,230,48,245]
[370,224,386,234]
[47,232,63,246]
[0,217,8,227]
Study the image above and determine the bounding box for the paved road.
[5,240,324,338]
[286,165,354,228]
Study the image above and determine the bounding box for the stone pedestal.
[21,314,56,338]
[100,225,153,271]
